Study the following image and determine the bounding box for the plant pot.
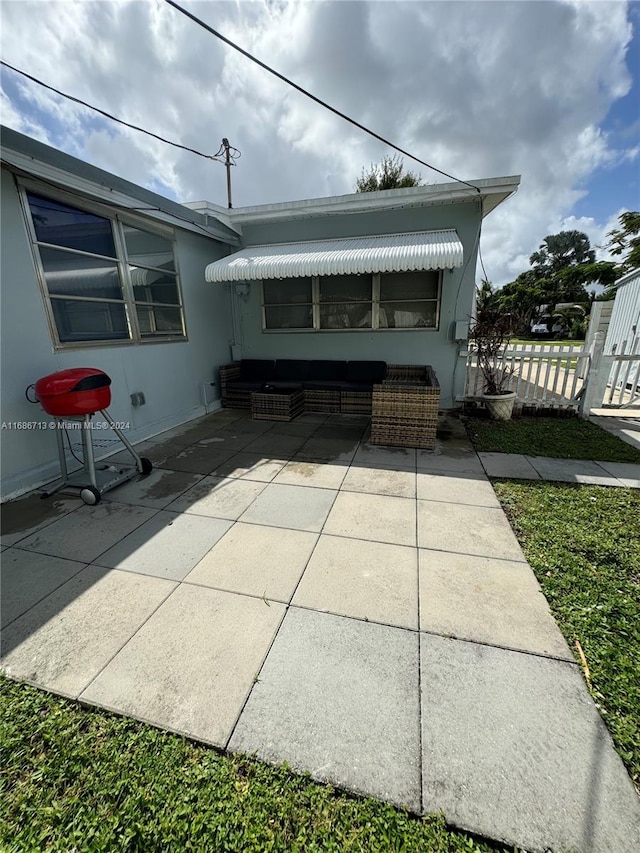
[482,390,517,421]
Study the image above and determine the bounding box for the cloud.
[0,0,636,285]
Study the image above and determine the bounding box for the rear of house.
[0,126,519,497]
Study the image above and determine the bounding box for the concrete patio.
[2,409,639,853]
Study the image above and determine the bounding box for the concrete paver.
[185,523,317,602]
[1,548,87,627]
[0,493,79,546]
[417,500,526,561]
[1,567,175,697]
[418,549,572,659]
[341,465,416,498]
[159,444,238,475]
[15,501,158,563]
[274,460,349,490]
[527,456,626,486]
[595,460,640,488]
[165,475,266,520]
[416,471,500,507]
[242,433,309,458]
[296,436,359,463]
[229,608,421,812]
[352,442,416,470]
[293,534,418,629]
[478,452,540,479]
[215,453,287,482]
[93,511,232,581]
[239,483,337,532]
[324,491,416,546]
[416,446,484,475]
[81,585,285,747]
[420,634,640,853]
[101,468,204,509]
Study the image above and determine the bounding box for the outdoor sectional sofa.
[219,359,441,448]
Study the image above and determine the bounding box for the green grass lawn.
[465,416,640,463]
[0,677,510,853]
[510,339,582,347]
[493,480,640,789]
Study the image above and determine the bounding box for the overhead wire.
[0,60,225,163]
[162,0,482,193]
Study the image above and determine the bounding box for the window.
[262,272,440,331]
[262,277,313,329]
[23,188,186,347]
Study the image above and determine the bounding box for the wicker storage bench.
[370,365,440,449]
[251,387,304,421]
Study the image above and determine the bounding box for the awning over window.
[205,230,463,282]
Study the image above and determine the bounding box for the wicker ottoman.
[251,388,304,421]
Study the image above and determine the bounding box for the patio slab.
[0,493,79,547]
[242,433,309,458]
[324,491,416,546]
[417,500,525,561]
[185,523,318,602]
[526,456,627,486]
[160,444,239,475]
[213,452,288,482]
[416,446,484,475]
[273,460,348,490]
[594,460,640,488]
[239,483,337,532]
[340,466,416,498]
[295,436,359,463]
[165,476,266,520]
[1,548,87,627]
[478,452,540,479]
[416,471,500,508]
[292,534,418,629]
[93,511,232,581]
[229,608,421,812]
[15,501,158,563]
[351,443,416,470]
[418,549,572,659]
[81,585,285,747]
[1,566,175,697]
[420,634,640,853]
[101,468,204,509]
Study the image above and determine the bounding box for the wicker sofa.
[219,358,440,448]
[219,359,387,415]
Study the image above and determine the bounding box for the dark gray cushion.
[309,360,348,381]
[240,359,275,381]
[274,359,310,381]
[303,380,345,391]
[226,379,263,391]
[347,360,386,383]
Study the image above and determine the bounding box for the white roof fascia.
[2,149,242,244]
[205,229,463,283]
[614,267,640,289]
[217,176,521,225]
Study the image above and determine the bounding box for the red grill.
[35,368,112,416]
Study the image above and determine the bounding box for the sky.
[1,0,638,287]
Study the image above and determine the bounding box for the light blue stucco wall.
[0,168,233,498]
[234,200,481,408]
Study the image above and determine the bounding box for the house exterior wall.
[0,168,233,499]
[232,200,481,408]
[604,269,640,355]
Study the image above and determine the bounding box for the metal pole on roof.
[222,138,233,209]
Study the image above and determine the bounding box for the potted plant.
[470,288,517,420]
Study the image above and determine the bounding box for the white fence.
[464,342,589,409]
[606,335,640,408]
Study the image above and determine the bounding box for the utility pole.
[222,138,233,209]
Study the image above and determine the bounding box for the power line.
[162,0,481,193]
[0,60,224,163]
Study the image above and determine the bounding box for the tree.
[605,211,640,276]
[355,154,422,192]
[530,230,596,275]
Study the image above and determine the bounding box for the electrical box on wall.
[452,321,469,342]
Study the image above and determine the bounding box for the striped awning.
[205,230,463,282]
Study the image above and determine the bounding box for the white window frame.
[19,179,187,350]
[261,272,442,332]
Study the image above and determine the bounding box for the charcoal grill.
[33,368,152,505]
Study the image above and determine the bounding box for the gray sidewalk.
[478,452,640,487]
[2,410,639,853]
